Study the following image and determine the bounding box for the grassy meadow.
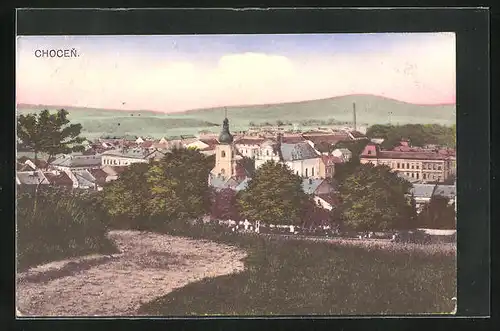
[138,222,456,316]
[17,94,456,140]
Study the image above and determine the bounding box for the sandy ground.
[16,230,247,317]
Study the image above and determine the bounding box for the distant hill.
[16,95,456,139]
[179,94,456,126]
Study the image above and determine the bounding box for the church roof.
[218,118,234,144]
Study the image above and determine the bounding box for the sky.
[16,33,456,113]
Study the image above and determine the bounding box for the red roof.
[141,141,154,148]
[282,136,306,144]
[89,169,109,185]
[199,138,220,149]
[43,172,73,187]
[304,134,349,145]
[350,131,366,138]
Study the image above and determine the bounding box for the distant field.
[17,95,456,139]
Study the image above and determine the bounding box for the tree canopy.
[417,195,456,229]
[237,160,308,225]
[366,124,456,149]
[17,109,86,163]
[338,163,416,232]
[146,148,213,222]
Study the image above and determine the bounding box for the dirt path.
[16,230,247,317]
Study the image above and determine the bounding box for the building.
[410,183,456,212]
[318,155,343,179]
[301,178,336,195]
[43,170,74,189]
[101,148,166,167]
[209,116,250,185]
[331,148,352,162]
[234,138,265,159]
[254,134,322,179]
[360,143,455,183]
[51,153,102,171]
[16,170,50,191]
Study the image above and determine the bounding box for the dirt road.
[16,230,247,316]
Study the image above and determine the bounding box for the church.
[208,116,251,190]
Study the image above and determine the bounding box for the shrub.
[17,187,117,271]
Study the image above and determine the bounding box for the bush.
[17,187,117,271]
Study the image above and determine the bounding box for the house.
[51,153,102,171]
[254,134,322,179]
[347,130,368,140]
[16,170,50,191]
[409,183,456,212]
[68,169,98,190]
[101,165,129,181]
[319,155,343,179]
[302,133,350,150]
[360,142,455,183]
[43,170,74,189]
[301,178,336,195]
[314,194,340,211]
[88,168,111,187]
[101,148,152,167]
[234,137,265,159]
[135,137,145,144]
[331,148,352,162]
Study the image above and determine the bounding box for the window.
[397,163,400,168]
[221,151,226,158]
[312,167,315,177]
[416,164,420,169]
[367,150,372,155]
[305,168,308,177]
[411,164,414,169]
[423,174,427,180]
[438,165,442,170]
[220,168,225,175]
[411,173,414,178]
[416,173,419,179]
[266,150,269,156]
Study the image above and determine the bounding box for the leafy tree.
[338,163,415,232]
[300,197,333,229]
[237,160,308,225]
[146,148,213,222]
[102,162,151,229]
[334,140,369,162]
[240,156,256,176]
[17,109,86,164]
[315,141,335,154]
[210,188,241,221]
[417,195,456,229]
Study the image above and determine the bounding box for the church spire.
[218,108,233,144]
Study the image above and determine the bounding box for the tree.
[17,109,86,164]
[334,140,369,162]
[237,160,308,225]
[418,195,456,229]
[315,141,334,154]
[338,163,416,232]
[102,162,151,229]
[210,188,241,221]
[300,197,332,229]
[146,148,213,222]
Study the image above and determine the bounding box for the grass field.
[17,94,456,140]
[138,227,456,316]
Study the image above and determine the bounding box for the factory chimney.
[353,102,357,131]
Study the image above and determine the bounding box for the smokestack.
[353,102,357,131]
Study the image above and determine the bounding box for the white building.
[101,148,166,167]
[254,136,322,178]
[332,148,352,162]
[234,138,265,159]
[51,153,102,171]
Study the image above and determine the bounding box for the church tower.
[211,112,237,180]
